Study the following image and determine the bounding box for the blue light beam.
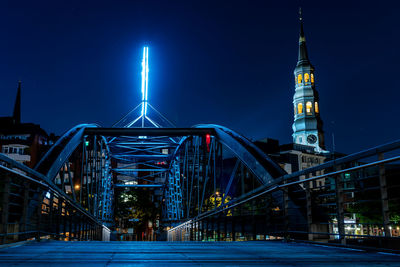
[141,47,149,126]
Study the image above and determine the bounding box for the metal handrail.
[0,154,101,225]
[168,138,400,246]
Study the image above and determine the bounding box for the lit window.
[315,102,319,113]
[311,73,314,83]
[306,101,312,114]
[297,103,303,114]
[304,73,310,83]
[297,74,302,84]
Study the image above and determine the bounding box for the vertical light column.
[141,46,149,127]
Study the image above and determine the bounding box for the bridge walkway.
[0,240,399,266]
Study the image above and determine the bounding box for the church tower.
[292,9,325,152]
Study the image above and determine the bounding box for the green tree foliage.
[115,189,160,235]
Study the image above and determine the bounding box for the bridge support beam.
[232,216,236,241]
[334,167,345,245]
[1,176,11,244]
[21,182,29,241]
[63,202,67,240]
[305,174,313,241]
[223,216,227,241]
[217,216,221,241]
[252,200,256,241]
[48,193,54,239]
[283,187,289,241]
[36,189,43,242]
[378,153,390,238]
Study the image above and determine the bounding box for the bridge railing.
[0,154,106,244]
[168,139,400,250]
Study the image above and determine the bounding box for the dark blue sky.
[0,0,399,154]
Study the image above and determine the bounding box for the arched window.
[311,73,315,84]
[306,101,312,114]
[304,73,310,83]
[297,103,303,114]
[315,102,319,113]
[297,74,302,84]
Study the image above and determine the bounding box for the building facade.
[0,82,54,168]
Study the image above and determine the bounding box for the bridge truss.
[1,119,400,250]
[1,45,399,250]
[0,124,113,243]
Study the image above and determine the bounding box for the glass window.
[294,106,297,115]
[306,101,312,114]
[315,102,319,113]
[2,147,8,153]
[304,73,310,83]
[311,73,314,83]
[297,74,302,84]
[297,103,303,114]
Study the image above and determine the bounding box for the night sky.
[0,0,399,154]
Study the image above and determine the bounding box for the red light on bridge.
[206,134,211,152]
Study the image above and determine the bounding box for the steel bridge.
[1,121,400,252]
[1,47,400,263]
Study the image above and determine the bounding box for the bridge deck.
[0,240,399,266]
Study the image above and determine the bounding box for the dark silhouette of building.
[0,81,55,168]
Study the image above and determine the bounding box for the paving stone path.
[0,240,399,266]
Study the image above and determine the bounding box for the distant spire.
[299,7,302,21]
[13,81,21,124]
[297,7,310,66]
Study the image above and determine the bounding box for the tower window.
[311,73,315,84]
[297,103,303,114]
[294,106,297,115]
[304,73,310,83]
[297,74,302,84]
[315,102,319,113]
[306,101,312,114]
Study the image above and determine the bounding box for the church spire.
[292,8,326,153]
[13,81,21,124]
[297,7,310,66]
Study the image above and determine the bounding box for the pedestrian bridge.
[1,122,400,254]
[1,240,399,266]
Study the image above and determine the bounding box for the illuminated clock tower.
[292,10,325,152]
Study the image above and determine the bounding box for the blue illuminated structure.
[107,46,179,189]
[141,46,149,127]
[116,46,172,129]
[0,43,399,247]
